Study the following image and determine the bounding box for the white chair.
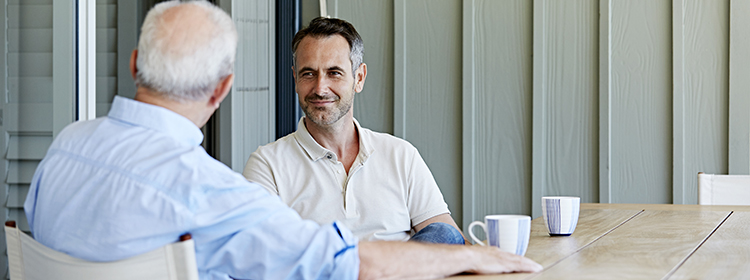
[697,172,750,205]
[4,221,199,280]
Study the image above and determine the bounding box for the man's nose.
[313,75,330,93]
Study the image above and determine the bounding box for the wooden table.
[450,203,750,279]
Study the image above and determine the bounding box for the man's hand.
[358,241,542,280]
[465,245,543,274]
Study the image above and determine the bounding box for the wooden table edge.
[582,203,750,212]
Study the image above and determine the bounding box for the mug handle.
[468,221,487,246]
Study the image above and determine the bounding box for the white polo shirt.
[243,118,450,241]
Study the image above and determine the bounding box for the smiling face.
[293,35,365,128]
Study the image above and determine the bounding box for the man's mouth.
[307,97,337,106]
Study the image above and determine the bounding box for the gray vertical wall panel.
[301,0,321,22]
[673,0,686,204]
[231,0,275,172]
[0,2,7,278]
[599,0,612,203]
[395,0,463,225]
[540,0,599,206]
[117,1,139,100]
[531,0,545,219]
[330,0,394,135]
[462,0,476,228]
[610,0,673,203]
[470,0,532,220]
[680,0,729,204]
[728,0,750,175]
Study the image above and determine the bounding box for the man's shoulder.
[47,117,121,153]
[56,117,107,138]
[359,126,417,152]
[252,132,300,156]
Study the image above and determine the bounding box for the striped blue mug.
[468,215,531,256]
[541,196,580,236]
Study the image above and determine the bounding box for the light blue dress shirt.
[24,96,359,280]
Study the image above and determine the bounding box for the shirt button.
[326,154,333,159]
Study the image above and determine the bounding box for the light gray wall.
[609,0,675,204]
[395,0,464,228]
[227,0,276,173]
[466,0,534,223]
[314,0,750,230]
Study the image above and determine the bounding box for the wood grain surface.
[581,203,750,212]
[668,211,750,279]
[448,205,741,279]
[531,209,729,279]
[449,208,641,279]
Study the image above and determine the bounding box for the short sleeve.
[406,147,451,227]
[242,148,279,196]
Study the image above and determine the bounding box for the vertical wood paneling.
[540,0,599,209]
[599,0,612,203]
[673,0,686,204]
[532,0,546,219]
[728,0,750,175]
[395,0,464,225]
[394,1,405,138]
[473,0,532,219]
[680,0,729,204]
[462,0,476,228]
[610,0,673,203]
[330,0,394,135]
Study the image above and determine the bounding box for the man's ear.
[129,49,138,80]
[354,63,367,93]
[209,74,234,109]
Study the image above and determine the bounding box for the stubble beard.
[302,92,353,127]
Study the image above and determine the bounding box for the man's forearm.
[358,241,542,279]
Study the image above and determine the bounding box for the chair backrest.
[4,221,199,280]
[697,172,750,205]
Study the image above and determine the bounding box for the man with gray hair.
[25,1,540,279]
[243,17,467,245]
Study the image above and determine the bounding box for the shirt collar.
[294,117,374,162]
[107,96,204,146]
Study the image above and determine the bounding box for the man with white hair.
[24,1,541,279]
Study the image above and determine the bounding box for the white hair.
[135,0,237,101]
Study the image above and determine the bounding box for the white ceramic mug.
[541,196,580,236]
[468,215,531,256]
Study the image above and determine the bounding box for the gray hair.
[135,0,237,102]
[292,17,364,76]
